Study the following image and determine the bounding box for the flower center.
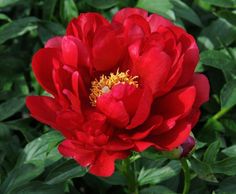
[89,70,138,106]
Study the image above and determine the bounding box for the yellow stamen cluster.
[89,70,139,106]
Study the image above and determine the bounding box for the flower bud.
[180,136,196,157]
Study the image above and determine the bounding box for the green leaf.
[0,132,64,193]
[0,162,44,194]
[216,10,236,26]
[82,174,111,193]
[0,122,10,140]
[5,118,38,142]
[196,0,212,10]
[45,147,62,167]
[0,13,11,22]
[99,172,126,186]
[0,17,39,44]
[60,0,78,23]
[200,50,236,81]
[0,136,21,181]
[198,36,214,50]
[43,0,58,19]
[85,0,118,9]
[222,145,236,157]
[17,131,63,167]
[140,186,176,194]
[13,181,64,194]
[203,141,221,164]
[0,97,25,121]
[202,0,236,8]
[197,118,223,143]
[200,18,236,49]
[170,0,202,27]
[189,157,218,183]
[0,0,19,7]
[212,157,236,176]
[46,159,87,184]
[136,0,175,20]
[138,160,181,186]
[222,119,236,133]
[200,50,236,73]
[0,56,25,78]
[216,177,236,194]
[220,80,236,108]
[38,21,65,44]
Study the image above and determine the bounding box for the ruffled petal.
[122,15,151,41]
[131,115,163,140]
[92,27,124,71]
[26,96,60,126]
[45,36,62,48]
[58,140,96,167]
[127,87,153,129]
[105,139,133,151]
[155,86,196,121]
[134,141,154,152]
[66,13,109,45]
[168,27,199,86]
[112,8,148,24]
[89,151,128,177]
[32,48,59,95]
[153,121,192,150]
[96,92,130,128]
[152,86,196,135]
[147,14,173,32]
[55,111,83,138]
[61,36,79,68]
[135,47,171,96]
[191,74,210,108]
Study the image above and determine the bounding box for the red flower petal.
[89,151,128,177]
[122,15,151,41]
[127,87,153,129]
[135,47,172,96]
[58,140,96,167]
[131,115,163,140]
[105,139,133,151]
[168,27,199,86]
[147,14,173,32]
[153,121,192,150]
[92,27,124,71]
[97,84,151,129]
[112,8,148,24]
[45,36,62,48]
[155,86,196,121]
[191,74,210,108]
[96,92,130,128]
[26,96,60,126]
[134,141,154,152]
[66,13,109,45]
[32,48,59,95]
[61,36,79,68]
[55,111,83,138]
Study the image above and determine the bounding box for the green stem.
[181,159,190,194]
[121,158,139,194]
[203,107,232,129]
[133,160,139,194]
[212,107,231,120]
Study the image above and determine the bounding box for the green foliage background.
[0,0,236,193]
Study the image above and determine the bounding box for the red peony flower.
[26,8,209,177]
